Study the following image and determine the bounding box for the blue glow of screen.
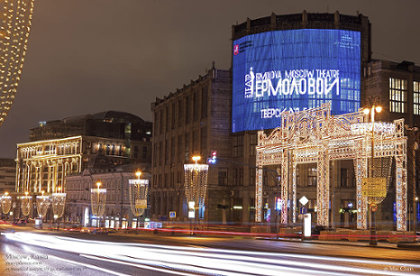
[232,29,361,132]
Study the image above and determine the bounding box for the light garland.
[90,188,106,217]
[0,0,35,126]
[255,103,408,231]
[51,192,66,219]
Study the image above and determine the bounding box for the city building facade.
[15,111,152,194]
[151,65,232,223]
[65,167,151,228]
[151,11,419,231]
[0,158,16,194]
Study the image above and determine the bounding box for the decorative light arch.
[255,103,408,231]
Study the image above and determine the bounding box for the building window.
[185,96,190,124]
[218,168,227,186]
[193,91,199,121]
[201,86,208,119]
[249,134,257,156]
[178,100,183,127]
[308,167,317,187]
[233,135,244,157]
[389,78,407,113]
[340,168,348,187]
[414,81,420,115]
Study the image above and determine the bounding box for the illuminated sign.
[232,29,361,132]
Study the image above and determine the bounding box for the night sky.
[0,0,419,158]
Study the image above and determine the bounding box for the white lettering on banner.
[244,68,340,99]
[261,107,306,118]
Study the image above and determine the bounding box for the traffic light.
[207,151,217,164]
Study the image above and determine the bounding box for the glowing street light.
[91,180,106,227]
[363,104,383,246]
[1,192,12,215]
[184,155,209,234]
[129,170,149,228]
[36,190,51,219]
[20,191,32,217]
[52,187,66,229]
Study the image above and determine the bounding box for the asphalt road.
[0,229,419,276]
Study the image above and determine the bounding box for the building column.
[255,166,263,222]
[291,156,297,224]
[317,146,330,227]
[354,157,368,229]
[281,149,289,224]
[395,152,408,231]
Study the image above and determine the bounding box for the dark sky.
[0,0,419,158]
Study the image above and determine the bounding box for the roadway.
[0,227,419,275]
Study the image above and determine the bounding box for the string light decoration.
[20,191,32,217]
[36,191,50,218]
[256,103,408,231]
[1,192,12,214]
[184,156,209,219]
[0,0,35,126]
[52,187,66,220]
[128,171,149,217]
[90,181,106,217]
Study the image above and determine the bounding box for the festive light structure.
[255,103,408,231]
[0,0,35,126]
[1,192,12,214]
[128,171,149,217]
[36,191,50,218]
[91,181,106,217]
[20,191,32,217]
[52,187,66,220]
[184,156,209,219]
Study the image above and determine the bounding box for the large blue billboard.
[232,29,361,132]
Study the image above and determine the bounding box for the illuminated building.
[152,12,419,230]
[16,111,152,194]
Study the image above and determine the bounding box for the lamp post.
[20,191,32,218]
[36,190,50,220]
[184,155,209,235]
[52,186,66,230]
[91,181,106,228]
[363,104,382,246]
[129,170,149,229]
[1,192,12,220]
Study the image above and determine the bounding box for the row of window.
[389,78,420,114]
[153,127,208,166]
[155,86,209,135]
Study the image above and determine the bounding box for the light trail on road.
[2,232,420,275]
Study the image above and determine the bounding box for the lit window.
[389,78,407,113]
[414,81,420,115]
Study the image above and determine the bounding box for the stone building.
[15,111,152,194]
[151,11,420,230]
[0,158,16,194]
[151,65,232,223]
[65,166,151,228]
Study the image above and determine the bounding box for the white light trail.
[3,232,419,276]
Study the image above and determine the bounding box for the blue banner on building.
[232,29,361,132]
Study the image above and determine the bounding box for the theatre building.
[151,11,419,230]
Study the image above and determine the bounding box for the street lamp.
[129,170,149,228]
[1,192,12,218]
[363,104,382,246]
[91,181,106,227]
[20,191,32,217]
[184,155,209,235]
[52,186,66,230]
[36,190,51,219]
